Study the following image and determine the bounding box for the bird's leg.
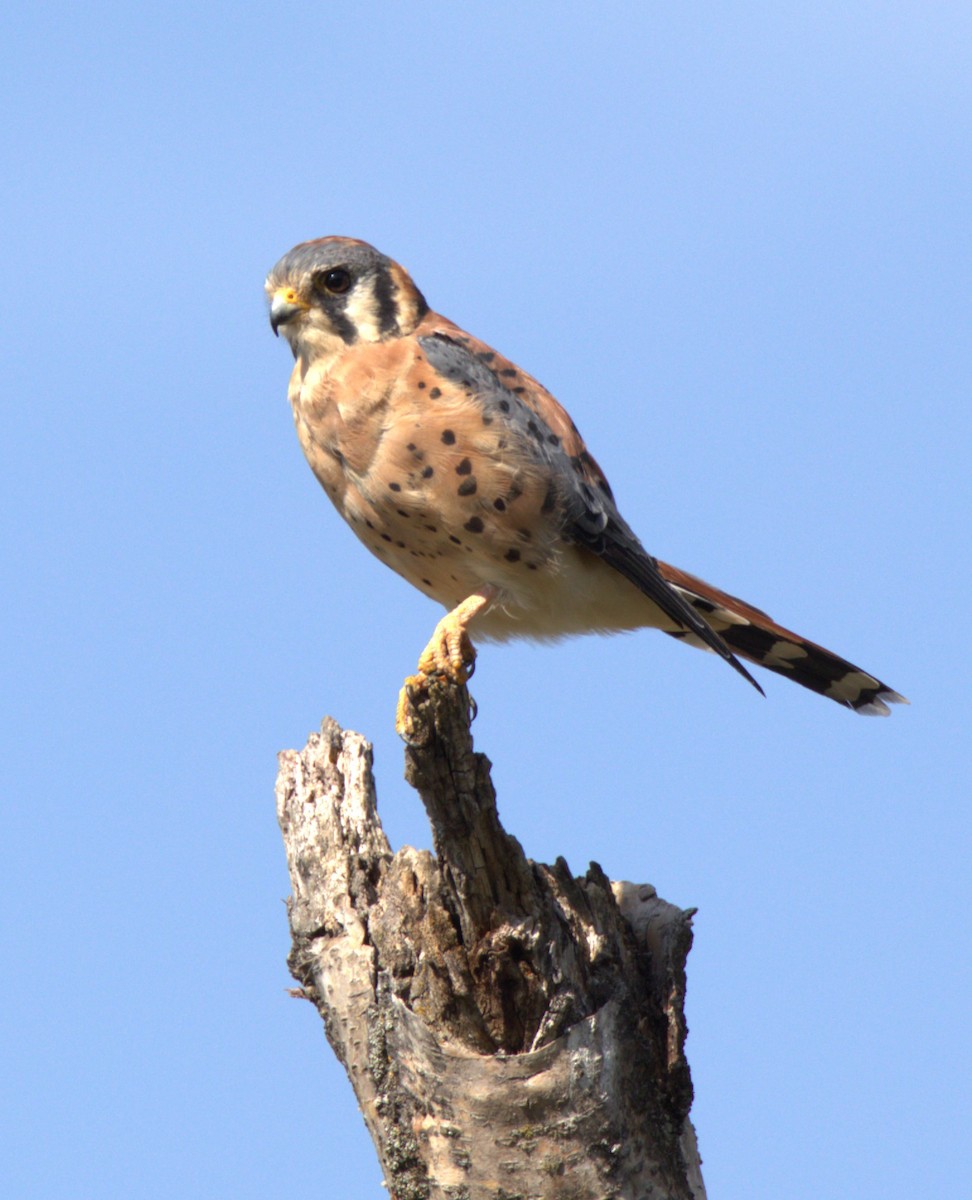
[396,587,497,736]
[417,588,497,679]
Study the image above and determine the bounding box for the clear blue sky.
[3,4,969,1197]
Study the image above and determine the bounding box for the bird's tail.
[658,563,907,716]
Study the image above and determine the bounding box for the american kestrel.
[266,237,905,727]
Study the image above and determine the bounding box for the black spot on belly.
[505,548,521,562]
[457,477,477,496]
[464,517,484,533]
[441,429,456,445]
[456,458,472,475]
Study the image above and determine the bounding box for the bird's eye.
[316,267,352,295]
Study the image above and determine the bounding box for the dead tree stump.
[276,675,707,1199]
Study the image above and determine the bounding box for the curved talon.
[416,614,478,683]
[397,589,496,737]
[396,672,429,740]
[417,633,474,681]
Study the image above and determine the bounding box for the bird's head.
[265,236,429,359]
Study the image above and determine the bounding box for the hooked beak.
[269,288,307,336]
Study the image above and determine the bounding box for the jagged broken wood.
[276,675,707,1199]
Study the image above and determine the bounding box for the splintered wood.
[276,677,706,1200]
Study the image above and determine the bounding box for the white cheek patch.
[293,317,349,361]
[345,286,381,342]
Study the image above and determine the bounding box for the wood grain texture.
[277,678,707,1199]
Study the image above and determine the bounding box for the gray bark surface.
[276,674,707,1199]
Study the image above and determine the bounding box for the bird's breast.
[287,338,651,632]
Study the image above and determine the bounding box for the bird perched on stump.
[266,236,905,730]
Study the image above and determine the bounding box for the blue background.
[3,4,969,1197]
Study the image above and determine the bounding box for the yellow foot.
[394,638,476,739]
[395,672,429,739]
[415,590,493,680]
[395,589,495,739]
[417,618,477,683]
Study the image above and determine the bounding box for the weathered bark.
[276,674,706,1199]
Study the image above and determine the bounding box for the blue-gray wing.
[419,332,762,694]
